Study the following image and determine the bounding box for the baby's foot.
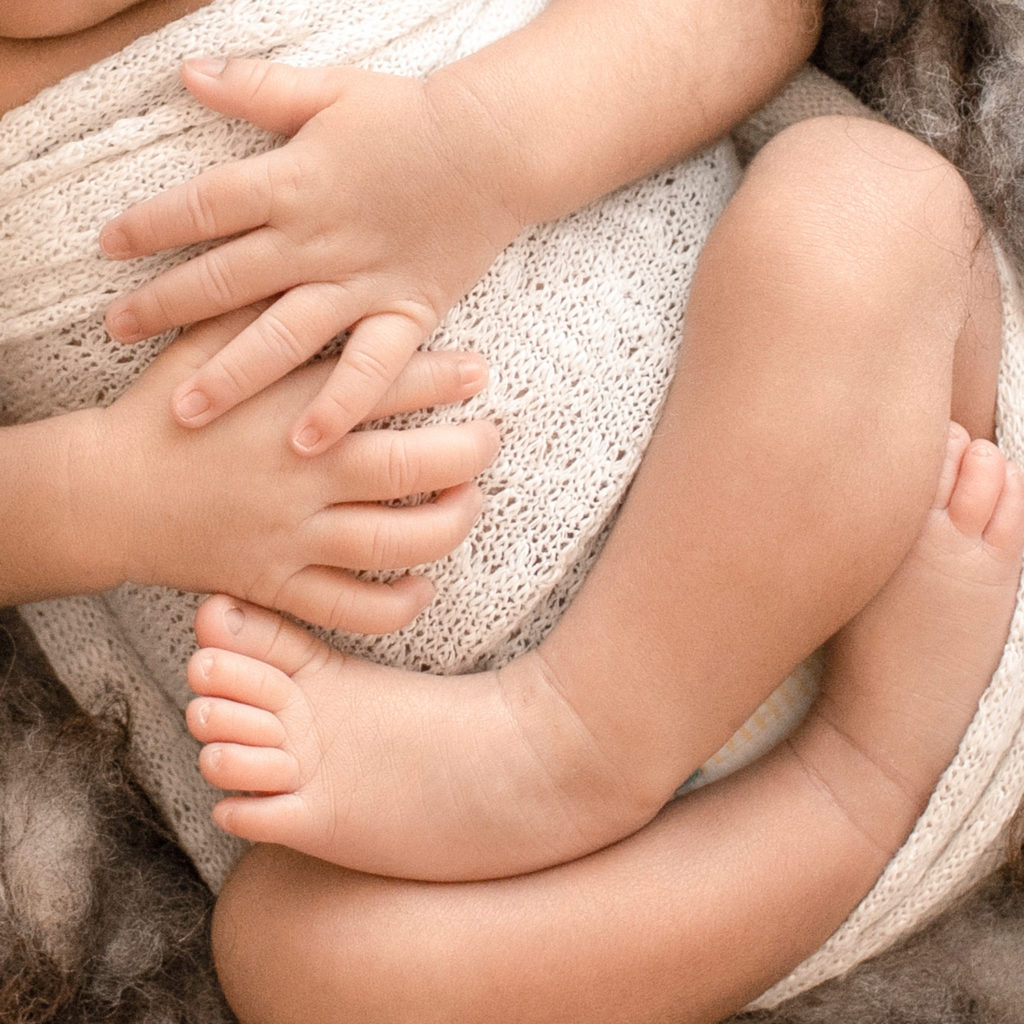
[809,425,1024,841]
[187,599,656,880]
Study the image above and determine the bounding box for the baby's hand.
[92,307,498,633]
[101,58,524,455]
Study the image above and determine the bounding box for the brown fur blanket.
[0,609,232,1024]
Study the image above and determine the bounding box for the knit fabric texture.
[0,0,740,892]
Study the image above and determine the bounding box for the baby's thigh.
[332,139,743,674]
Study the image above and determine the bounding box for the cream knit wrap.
[0,0,736,885]
[1,0,1023,1007]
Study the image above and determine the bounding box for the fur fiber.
[0,609,234,1024]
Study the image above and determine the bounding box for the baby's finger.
[274,570,436,634]
[291,310,435,454]
[310,483,483,571]
[105,229,304,343]
[364,350,489,421]
[180,58,352,137]
[100,157,273,259]
[328,420,499,503]
[171,283,358,426]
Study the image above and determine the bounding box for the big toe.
[194,595,327,675]
[947,440,1007,539]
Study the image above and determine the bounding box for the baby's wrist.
[0,409,126,603]
[61,406,134,593]
[423,63,551,232]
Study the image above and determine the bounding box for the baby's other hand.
[95,307,497,633]
[101,58,524,455]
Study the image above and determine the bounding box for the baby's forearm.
[0,409,122,605]
[428,0,821,227]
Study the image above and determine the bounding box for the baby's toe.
[983,461,1024,558]
[199,742,299,794]
[187,696,287,748]
[188,648,294,713]
[933,422,971,510]
[194,595,330,671]
[211,793,311,848]
[947,440,1006,539]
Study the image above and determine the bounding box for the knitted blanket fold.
[0,0,739,891]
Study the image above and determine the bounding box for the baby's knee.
[734,114,984,284]
[211,846,333,1024]
[212,845,457,1024]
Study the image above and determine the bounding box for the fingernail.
[293,424,323,453]
[458,356,487,391]
[107,307,141,342]
[175,388,211,423]
[224,604,245,635]
[185,56,227,78]
[99,224,131,258]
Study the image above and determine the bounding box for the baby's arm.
[0,308,496,630]
[102,0,821,454]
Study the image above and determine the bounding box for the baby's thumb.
[180,57,345,135]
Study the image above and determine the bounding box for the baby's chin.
[0,0,166,39]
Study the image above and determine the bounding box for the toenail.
[196,699,211,726]
[197,652,215,680]
[224,604,245,634]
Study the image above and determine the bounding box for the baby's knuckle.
[241,58,275,105]
[148,288,180,330]
[214,354,260,401]
[183,179,221,237]
[384,435,420,496]
[258,311,310,365]
[345,346,393,390]
[312,385,360,438]
[197,250,238,310]
[367,522,401,569]
[266,152,306,216]
[424,354,459,401]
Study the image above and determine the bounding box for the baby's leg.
[187,116,1004,880]
[804,425,1024,838]
[208,432,1024,1024]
